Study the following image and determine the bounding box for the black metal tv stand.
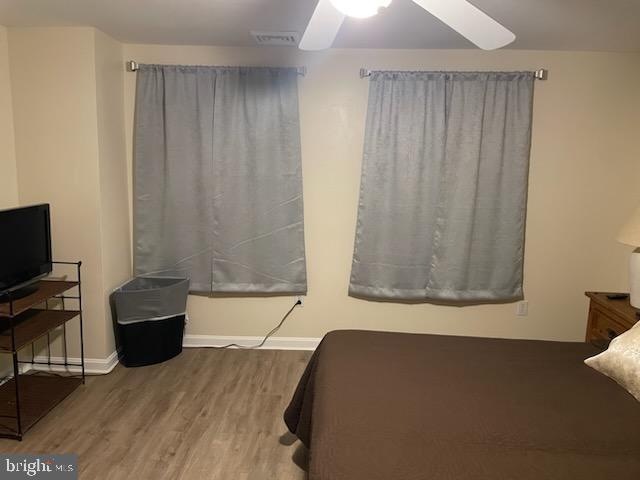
[0,261,85,440]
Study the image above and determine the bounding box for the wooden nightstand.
[585,292,639,347]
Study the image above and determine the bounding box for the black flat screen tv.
[0,204,52,295]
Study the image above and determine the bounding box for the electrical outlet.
[516,301,528,317]
[296,296,305,307]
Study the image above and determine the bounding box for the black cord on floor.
[28,370,104,378]
[209,299,302,350]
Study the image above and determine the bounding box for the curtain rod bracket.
[534,69,548,80]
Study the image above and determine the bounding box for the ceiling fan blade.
[412,0,516,50]
[299,0,346,50]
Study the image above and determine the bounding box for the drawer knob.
[606,328,618,340]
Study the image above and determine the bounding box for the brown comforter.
[284,330,640,480]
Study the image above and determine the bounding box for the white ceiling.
[1,0,639,51]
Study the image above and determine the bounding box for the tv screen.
[0,204,52,292]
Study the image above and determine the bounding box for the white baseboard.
[26,350,119,375]
[183,334,321,351]
[0,335,319,380]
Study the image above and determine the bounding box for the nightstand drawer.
[589,307,628,341]
[585,292,638,345]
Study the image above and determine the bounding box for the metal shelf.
[0,262,84,440]
[0,375,82,439]
[0,281,78,317]
[0,309,80,352]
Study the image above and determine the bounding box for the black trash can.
[112,277,190,367]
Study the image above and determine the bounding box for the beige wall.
[3,34,640,358]
[9,27,130,359]
[3,32,639,358]
[0,26,18,375]
[9,27,106,358]
[94,30,131,354]
[123,45,640,343]
[0,26,18,208]
[636,93,640,184]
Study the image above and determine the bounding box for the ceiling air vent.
[251,31,300,47]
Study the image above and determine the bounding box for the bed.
[284,330,640,480]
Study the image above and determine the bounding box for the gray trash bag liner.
[113,277,190,325]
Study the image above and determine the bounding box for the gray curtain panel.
[134,65,307,294]
[350,71,534,302]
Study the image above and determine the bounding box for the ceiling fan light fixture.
[329,0,392,19]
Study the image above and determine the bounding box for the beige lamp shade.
[618,206,640,247]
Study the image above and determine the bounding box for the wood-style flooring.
[0,348,312,479]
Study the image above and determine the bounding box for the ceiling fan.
[299,0,516,51]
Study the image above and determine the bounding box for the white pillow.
[585,321,640,402]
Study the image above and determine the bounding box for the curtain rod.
[359,68,549,80]
[125,60,307,76]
